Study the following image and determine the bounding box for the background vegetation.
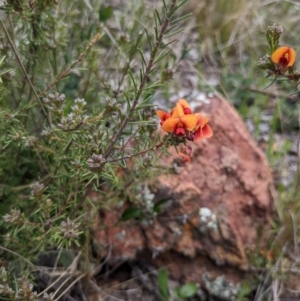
[1,0,300,300]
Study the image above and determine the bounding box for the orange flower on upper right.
[271,46,296,72]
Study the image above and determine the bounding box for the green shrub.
[0,0,192,299]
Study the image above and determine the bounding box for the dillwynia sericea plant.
[0,0,213,300]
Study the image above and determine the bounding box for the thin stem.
[0,246,36,268]
[105,142,164,163]
[39,33,100,97]
[0,19,50,126]
[104,0,177,158]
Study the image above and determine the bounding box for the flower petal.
[202,124,213,138]
[156,109,168,120]
[156,110,171,125]
[161,117,179,133]
[271,46,296,67]
[170,106,179,117]
[178,99,192,114]
[181,114,198,131]
[271,46,289,64]
[287,48,296,66]
[195,113,208,128]
[175,102,185,117]
[178,99,190,108]
[194,124,213,141]
[194,127,203,142]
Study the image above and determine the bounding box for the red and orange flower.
[194,113,213,141]
[156,99,213,163]
[162,101,197,136]
[271,46,296,71]
[156,98,213,141]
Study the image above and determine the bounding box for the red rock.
[94,93,275,289]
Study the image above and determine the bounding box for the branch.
[0,19,50,126]
[105,142,164,163]
[104,0,178,158]
[39,33,100,97]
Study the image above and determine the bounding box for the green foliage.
[99,5,114,23]
[157,268,198,301]
[1,0,300,299]
[158,268,169,301]
[120,207,143,221]
[174,282,198,299]
[236,282,252,301]
[0,0,192,298]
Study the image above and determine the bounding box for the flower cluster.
[258,23,300,83]
[3,209,21,223]
[157,99,213,143]
[43,92,65,115]
[61,219,80,239]
[31,181,45,196]
[0,269,38,301]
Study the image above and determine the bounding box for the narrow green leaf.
[161,0,167,11]
[169,0,189,18]
[154,49,173,64]
[153,13,159,40]
[164,24,178,35]
[139,68,143,84]
[134,156,145,167]
[99,5,114,22]
[157,269,169,301]
[179,282,198,298]
[120,207,142,221]
[144,80,161,91]
[154,9,162,26]
[153,198,171,213]
[144,28,153,50]
[176,0,189,10]
[123,91,131,110]
[128,70,137,93]
[173,286,181,298]
[170,13,192,24]
[137,48,147,67]
[154,26,159,41]
[119,159,127,168]
[136,97,151,109]
[161,39,176,49]
[164,28,185,39]
[148,66,156,75]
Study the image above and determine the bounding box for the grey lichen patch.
[133,184,155,218]
[203,273,240,301]
[199,207,218,232]
[115,230,126,241]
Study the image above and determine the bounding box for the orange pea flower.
[271,46,296,71]
[194,113,213,141]
[156,109,171,125]
[162,102,197,136]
